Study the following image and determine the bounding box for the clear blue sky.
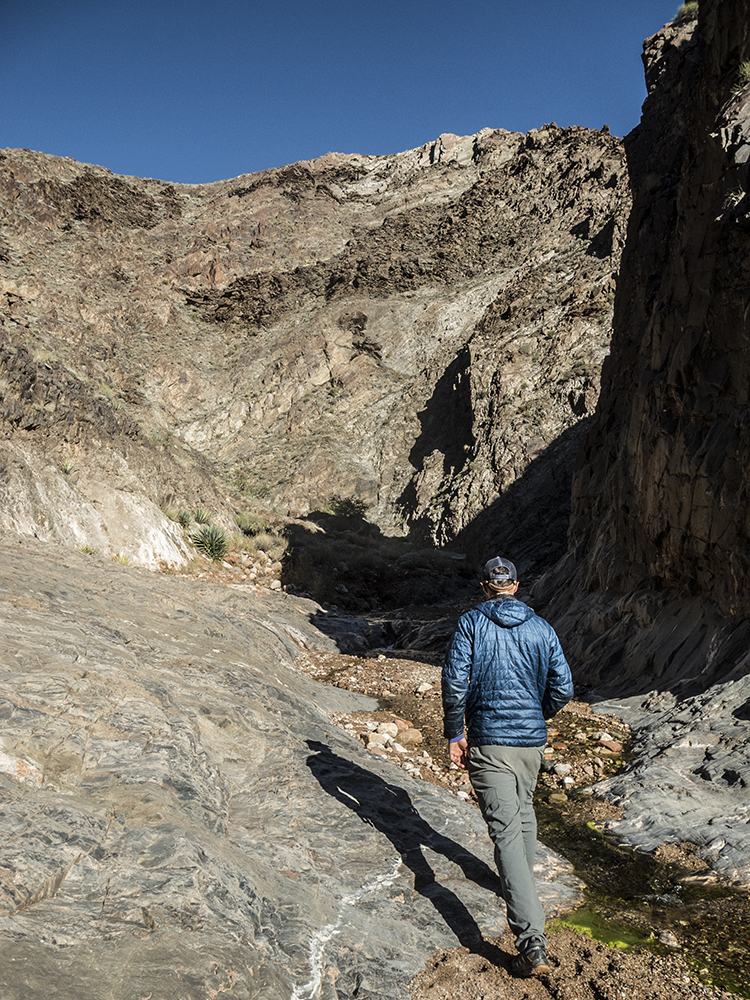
[3,0,680,185]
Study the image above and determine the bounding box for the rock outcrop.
[534,0,750,882]
[1,125,628,569]
[0,538,581,999]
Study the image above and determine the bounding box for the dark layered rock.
[560,0,750,614]
[534,0,750,882]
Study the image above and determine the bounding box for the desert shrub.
[61,460,74,475]
[177,509,193,527]
[327,495,369,518]
[250,531,288,560]
[735,60,750,93]
[674,1,698,20]
[192,524,229,560]
[192,507,212,524]
[113,553,130,565]
[237,513,270,536]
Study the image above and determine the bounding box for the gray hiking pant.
[467,743,546,951]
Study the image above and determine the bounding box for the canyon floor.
[293,645,748,999]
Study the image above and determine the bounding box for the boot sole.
[512,961,551,978]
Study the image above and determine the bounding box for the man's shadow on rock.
[306,740,507,964]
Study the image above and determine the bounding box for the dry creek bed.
[293,648,747,1000]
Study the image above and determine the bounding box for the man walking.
[442,556,573,977]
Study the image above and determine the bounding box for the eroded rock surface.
[1,124,628,569]
[0,539,580,999]
[559,0,750,610]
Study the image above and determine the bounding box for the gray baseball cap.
[483,556,517,583]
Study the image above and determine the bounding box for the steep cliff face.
[529,0,750,883]
[0,127,628,568]
[563,0,750,616]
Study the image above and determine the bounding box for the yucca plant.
[177,509,193,527]
[192,524,229,560]
[192,507,212,524]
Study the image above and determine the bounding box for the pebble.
[658,930,680,948]
[377,722,399,738]
[365,732,388,747]
[415,682,433,695]
[396,728,423,747]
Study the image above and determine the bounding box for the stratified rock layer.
[0,539,580,999]
[0,125,628,569]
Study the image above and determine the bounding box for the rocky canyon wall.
[0,124,628,569]
[528,0,750,881]
[556,0,750,618]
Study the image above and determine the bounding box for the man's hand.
[449,737,468,769]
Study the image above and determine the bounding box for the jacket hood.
[477,597,535,629]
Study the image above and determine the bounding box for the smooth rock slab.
[593,676,750,884]
[0,539,581,999]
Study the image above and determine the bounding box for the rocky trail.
[293,643,750,999]
[0,538,745,999]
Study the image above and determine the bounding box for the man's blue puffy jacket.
[442,597,573,747]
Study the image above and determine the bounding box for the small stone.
[553,763,572,776]
[562,776,575,787]
[395,728,423,747]
[552,742,568,751]
[599,739,622,753]
[394,718,413,732]
[269,579,282,591]
[658,930,680,948]
[416,682,433,695]
[548,792,568,804]
[377,722,399,738]
[365,732,388,747]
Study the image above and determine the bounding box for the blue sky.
[3,1,680,184]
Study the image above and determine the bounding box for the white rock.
[377,722,399,738]
[416,682,433,695]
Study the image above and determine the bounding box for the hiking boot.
[511,936,550,977]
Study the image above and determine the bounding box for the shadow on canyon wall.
[281,414,594,624]
[448,419,593,572]
[281,509,477,615]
